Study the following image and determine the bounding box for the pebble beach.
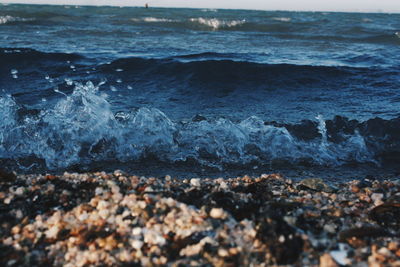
[2,4,400,267]
[1,170,399,266]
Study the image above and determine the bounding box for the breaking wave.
[2,81,396,172]
[127,17,246,30]
[0,15,32,25]
[271,17,291,22]
[131,17,176,23]
[201,9,218,12]
[189,18,246,30]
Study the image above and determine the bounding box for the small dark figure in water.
[145,3,149,8]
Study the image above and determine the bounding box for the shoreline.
[1,171,399,266]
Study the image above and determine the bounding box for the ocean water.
[0,4,400,178]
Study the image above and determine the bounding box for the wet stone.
[297,178,337,193]
[369,203,400,227]
[339,226,392,242]
[0,169,16,183]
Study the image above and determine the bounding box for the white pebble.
[132,227,142,236]
[15,209,23,219]
[144,229,166,245]
[210,208,226,219]
[378,247,391,257]
[95,187,103,195]
[218,248,229,257]
[371,193,384,206]
[78,213,88,221]
[190,178,201,187]
[45,225,60,239]
[15,187,24,196]
[219,181,228,190]
[131,240,143,250]
[323,224,336,234]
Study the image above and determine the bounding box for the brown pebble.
[46,175,56,180]
[388,242,398,251]
[351,185,360,193]
[319,253,339,267]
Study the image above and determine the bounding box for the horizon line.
[1,2,400,14]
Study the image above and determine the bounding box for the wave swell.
[97,55,371,92]
[0,47,82,64]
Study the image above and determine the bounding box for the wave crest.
[189,18,246,30]
[0,15,32,25]
[131,17,176,23]
[271,17,291,22]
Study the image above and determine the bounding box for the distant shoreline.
[1,2,399,14]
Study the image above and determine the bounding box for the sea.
[0,4,400,179]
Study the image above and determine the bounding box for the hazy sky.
[1,0,400,13]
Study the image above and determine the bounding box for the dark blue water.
[1,4,400,178]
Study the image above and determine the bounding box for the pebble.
[319,253,339,267]
[210,208,226,219]
[323,224,336,234]
[190,178,201,187]
[371,193,384,206]
[330,250,349,266]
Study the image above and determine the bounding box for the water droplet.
[10,69,18,75]
[12,74,18,79]
[65,78,73,86]
[116,79,122,83]
[45,75,50,80]
[127,85,133,90]
[42,98,47,102]
[70,65,75,69]
[115,68,124,72]
[99,79,107,86]
[110,86,117,92]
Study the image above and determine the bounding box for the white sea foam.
[271,17,291,22]
[131,17,175,23]
[201,9,218,12]
[0,81,375,170]
[0,95,18,157]
[362,18,373,23]
[190,18,246,30]
[0,15,32,25]
[0,15,18,24]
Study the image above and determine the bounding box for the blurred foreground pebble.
[0,171,399,266]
